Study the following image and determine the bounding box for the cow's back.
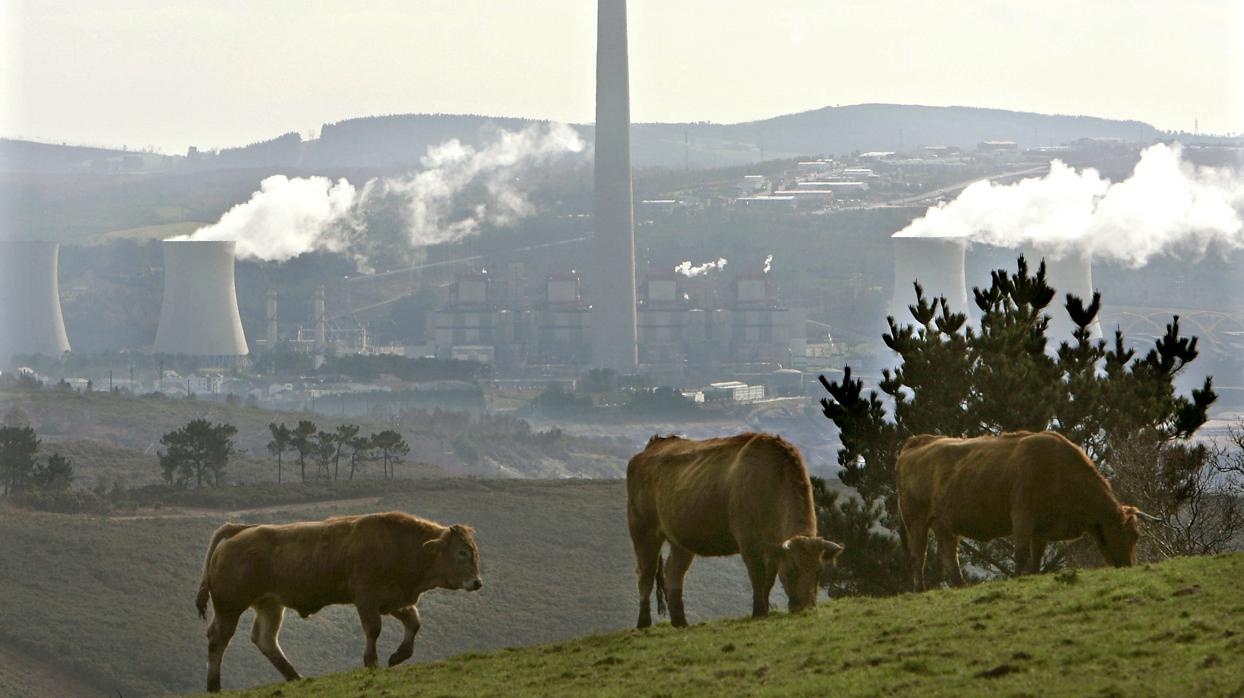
[898,431,1112,541]
[628,433,815,556]
[206,513,418,616]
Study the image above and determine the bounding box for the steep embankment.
[211,553,1244,698]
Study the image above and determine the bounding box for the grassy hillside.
[209,553,1244,698]
[0,479,756,697]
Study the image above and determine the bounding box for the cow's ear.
[423,538,445,557]
[769,540,790,560]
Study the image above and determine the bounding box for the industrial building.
[0,241,71,367]
[890,236,969,321]
[153,240,249,358]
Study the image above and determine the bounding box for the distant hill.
[5,103,1233,174]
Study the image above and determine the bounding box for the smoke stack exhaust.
[153,241,249,356]
[590,0,639,372]
[0,241,71,367]
[890,237,968,322]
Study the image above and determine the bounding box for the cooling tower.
[590,0,639,372]
[153,240,248,356]
[890,237,968,323]
[0,241,71,366]
[1023,246,1103,341]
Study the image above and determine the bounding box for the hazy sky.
[2,1,1241,154]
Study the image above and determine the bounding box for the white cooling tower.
[1023,246,1102,341]
[890,237,968,323]
[0,241,71,366]
[153,240,249,356]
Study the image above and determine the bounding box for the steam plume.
[674,257,728,277]
[893,144,1244,266]
[173,123,585,264]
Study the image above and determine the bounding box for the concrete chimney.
[313,286,327,351]
[1023,246,1103,341]
[590,0,639,373]
[0,241,71,367]
[890,237,968,323]
[153,240,248,356]
[265,288,279,347]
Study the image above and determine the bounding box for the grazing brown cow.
[195,512,482,692]
[896,431,1151,590]
[627,433,843,628]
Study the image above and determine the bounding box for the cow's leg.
[906,516,930,591]
[742,548,776,618]
[356,605,383,668]
[663,544,696,628]
[1012,517,1036,575]
[1028,539,1047,575]
[250,600,301,682]
[933,528,965,587]
[205,608,241,693]
[631,529,665,629]
[387,606,422,667]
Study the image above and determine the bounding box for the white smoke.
[674,257,728,277]
[173,123,585,263]
[893,143,1244,267]
[762,254,773,274]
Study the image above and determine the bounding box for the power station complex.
[0,0,1113,378]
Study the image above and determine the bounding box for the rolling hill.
[208,552,1244,698]
[0,479,756,696]
[3,103,1222,176]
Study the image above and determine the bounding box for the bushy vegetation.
[816,256,1238,591]
[210,553,1244,698]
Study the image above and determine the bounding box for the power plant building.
[153,240,249,357]
[890,237,969,322]
[1024,246,1103,341]
[0,241,71,367]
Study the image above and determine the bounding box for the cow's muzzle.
[466,578,483,592]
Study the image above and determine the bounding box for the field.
[0,479,756,697]
[210,553,1244,698]
[0,389,633,482]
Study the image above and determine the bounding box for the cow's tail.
[196,523,254,619]
[654,555,667,617]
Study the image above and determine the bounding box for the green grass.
[207,554,1244,698]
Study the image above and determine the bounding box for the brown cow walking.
[627,433,843,628]
[195,512,483,692]
[896,431,1151,590]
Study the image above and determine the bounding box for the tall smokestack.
[265,288,279,348]
[0,241,71,367]
[1023,246,1103,341]
[153,241,248,356]
[890,237,968,323]
[313,286,327,351]
[591,0,638,372]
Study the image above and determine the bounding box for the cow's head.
[423,524,483,592]
[1094,505,1143,567]
[772,535,844,613]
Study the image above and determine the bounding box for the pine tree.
[818,256,1220,591]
